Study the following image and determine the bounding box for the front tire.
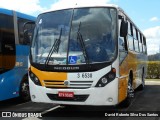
[119,76,134,108]
[19,76,30,101]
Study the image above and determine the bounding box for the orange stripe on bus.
[31,66,67,86]
[118,77,128,103]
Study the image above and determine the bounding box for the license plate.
[58,92,74,98]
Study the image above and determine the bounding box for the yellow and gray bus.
[28,4,147,107]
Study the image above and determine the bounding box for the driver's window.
[118,17,128,64]
[119,37,125,51]
[118,18,126,51]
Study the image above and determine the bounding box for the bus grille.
[43,80,93,89]
[47,93,89,102]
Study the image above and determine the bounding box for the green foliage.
[147,61,160,79]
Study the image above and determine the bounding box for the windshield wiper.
[77,22,90,64]
[45,28,62,66]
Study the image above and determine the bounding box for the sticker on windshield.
[69,56,77,64]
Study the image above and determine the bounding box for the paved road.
[1,81,160,120]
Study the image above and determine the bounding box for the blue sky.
[0,0,159,55]
[116,0,160,30]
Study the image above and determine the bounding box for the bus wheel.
[19,77,30,101]
[120,76,134,108]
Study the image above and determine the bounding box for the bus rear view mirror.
[120,19,128,37]
[23,21,35,45]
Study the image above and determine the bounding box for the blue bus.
[0,8,35,101]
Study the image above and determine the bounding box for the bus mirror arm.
[120,18,128,37]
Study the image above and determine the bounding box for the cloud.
[50,0,111,10]
[143,26,160,39]
[0,0,46,16]
[143,26,160,55]
[150,17,159,22]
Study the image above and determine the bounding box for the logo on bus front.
[64,80,69,86]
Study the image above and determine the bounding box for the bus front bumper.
[29,78,119,106]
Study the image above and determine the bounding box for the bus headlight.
[101,77,108,84]
[95,68,116,87]
[29,71,41,86]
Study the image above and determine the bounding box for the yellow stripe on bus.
[31,66,67,86]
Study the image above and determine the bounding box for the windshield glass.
[31,7,117,65]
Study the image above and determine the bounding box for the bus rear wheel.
[19,76,30,101]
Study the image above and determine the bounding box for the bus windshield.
[31,7,117,65]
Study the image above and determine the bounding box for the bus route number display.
[77,73,92,78]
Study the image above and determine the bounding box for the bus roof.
[16,12,35,21]
[0,8,13,16]
[0,8,35,21]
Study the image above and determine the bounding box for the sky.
[0,0,160,55]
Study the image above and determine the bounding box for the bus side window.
[139,32,143,53]
[0,13,16,73]
[133,27,139,52]
[127,22,134,51]
[143,36,147,54]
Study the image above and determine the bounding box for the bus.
[0,8,35,101]
[28,4,147,107]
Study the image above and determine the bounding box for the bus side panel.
[120,51,137,85]
[0,70,19,101]
[136,53,148,87]
[0,45,29,101]
[118,77,128,103]
[118,51,136,102]
[15,45,29,68]
[118,51,147,103]
[15,45,29,92]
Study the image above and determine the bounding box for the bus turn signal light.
[112,68,116,73]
